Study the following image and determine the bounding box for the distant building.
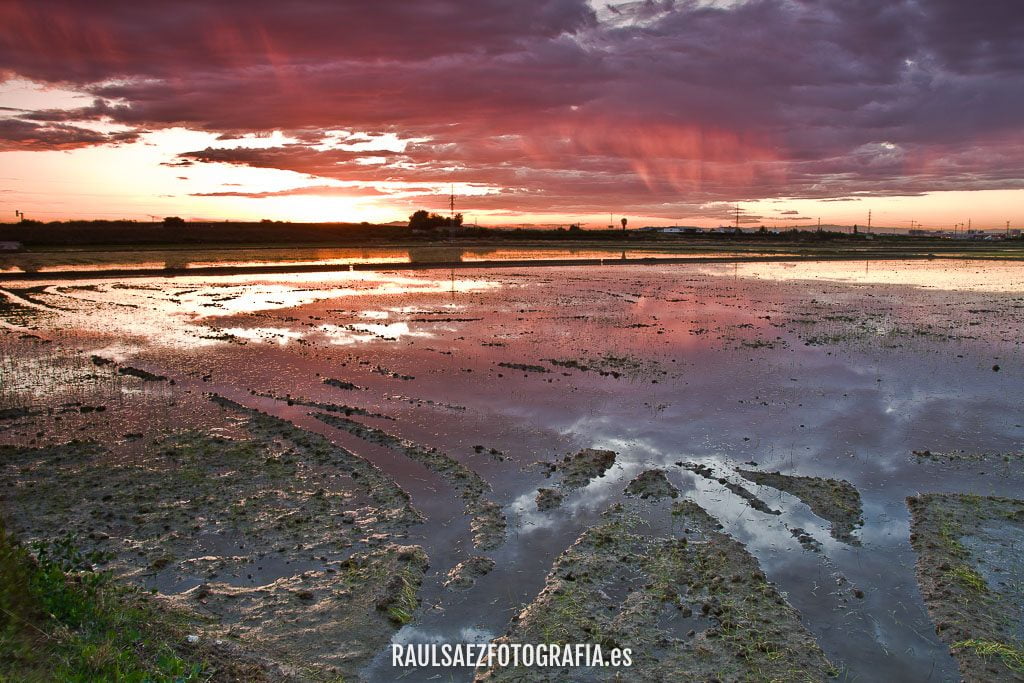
[0,241,22,251]
[639,226,703,234]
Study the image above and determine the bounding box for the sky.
[1,0,1022,230]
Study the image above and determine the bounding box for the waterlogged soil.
[624,468,679,500]
[477,498,834,681]
[312,412,506,550]
[2,259,1024,681]
[908,494,1024,681]
[0,386,427,679]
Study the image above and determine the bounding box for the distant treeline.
[1,218,919,248]
[0,220,414,246]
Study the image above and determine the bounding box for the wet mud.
[444,556,496,591]
[477,499,835,681]
[313,412,507,550]
[542,448,618,491]
[908,494,1024,681]
[0,387,426,679]
[624,469,679,500]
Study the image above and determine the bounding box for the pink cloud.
[1,0,1023,216]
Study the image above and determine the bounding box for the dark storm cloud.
[1,0,1022,211]
[0,117,138,150]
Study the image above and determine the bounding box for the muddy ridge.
[908,493,1024,682]
[913,449,1024,464]
[313,412,507,550]
[477,499,835,681]
[211,395,420,523]
[682,462,781,516]
[251,390,393,420]
[738,469,863,545]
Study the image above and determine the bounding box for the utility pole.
[734,205,740,230]
[817,217,822,232]
[1007,220,1011,237]
[868,209,872,233]
[449,184,455,223]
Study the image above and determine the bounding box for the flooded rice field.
[0,244,801,275]
[2,258,1023,681]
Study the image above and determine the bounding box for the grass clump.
[953,639,1024,674]
[385,575,419,626]
[946,565,988,593]
[0,524,207,681]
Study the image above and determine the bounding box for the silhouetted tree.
[163,216,186,226]
[408,209,463,230]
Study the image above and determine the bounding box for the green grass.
[0,524,208,682]
[953,639,1024,673]
[937,517,968,557]
[946,565,989,593]
[385,575,419,626]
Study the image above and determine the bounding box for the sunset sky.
[1,0,1022,229]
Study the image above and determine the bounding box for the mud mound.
[444,556,496,590]
[624,469,679,500]
[739,469,863,545]
[477,501,834,681]
[913,449,1024,465]
[534,449,618,509]
[908,494,1024,682]
[212,395,420,522]
[547,448,617,490]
